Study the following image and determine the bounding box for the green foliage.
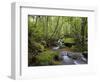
[33,42,44,52]
[35,50,59,65]
[71,45,81,52]
[29,41,44,56]
[63,38,75,43]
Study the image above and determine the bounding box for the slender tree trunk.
[45,16,49,40]
[81,18,85,52]
[55,17,64,39]
[49,16,60,39]
[34,16,38,28]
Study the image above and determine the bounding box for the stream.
[59,51,87,65]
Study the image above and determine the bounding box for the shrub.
[34,42,44,51]
[30,42,45,56]
[41,40,47,47]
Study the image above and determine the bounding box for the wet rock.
[67,52,82,60]
[82,51,88,59]
[59,51,75,65]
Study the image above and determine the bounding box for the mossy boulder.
[35,50,59,65]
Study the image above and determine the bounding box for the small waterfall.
[60,51,87,65]
[60,51,75,64]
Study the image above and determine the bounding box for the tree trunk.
[81,18,85,52]
[49,16,60,39]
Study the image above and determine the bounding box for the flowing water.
[60,51,87,65]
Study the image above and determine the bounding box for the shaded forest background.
[28,15,88,66]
